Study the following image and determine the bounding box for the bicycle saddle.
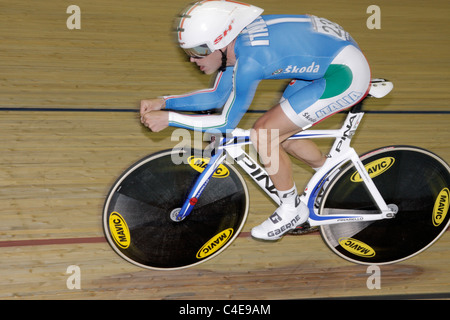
[368,79,394,98]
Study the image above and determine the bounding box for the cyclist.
[140,0,371,240]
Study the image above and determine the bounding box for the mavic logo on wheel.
[339,237,376,257]
[188,156,230,178]
[109,212,131,249]
[433,188,449,227]
[350,157,395,182]
[196,228,234,259]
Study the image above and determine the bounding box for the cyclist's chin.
[198,65,218,75]
[201,67,215,75]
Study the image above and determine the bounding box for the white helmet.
[177,0,264,58]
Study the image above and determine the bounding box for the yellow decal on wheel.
[109,211,131,249]
[196,228,234,259]
[188,156,230,178]
[339,237,376,257]
[351,157,395,182]
[433,188,449,227]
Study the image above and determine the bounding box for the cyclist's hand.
[141,110,169,132]
[140,98,165,116]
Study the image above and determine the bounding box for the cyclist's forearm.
[164,98,220,112]
[168,111,232,133]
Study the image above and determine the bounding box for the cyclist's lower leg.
[249,104,312,240]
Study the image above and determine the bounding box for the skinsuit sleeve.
[166,58,263,133]
[163,67,233,112]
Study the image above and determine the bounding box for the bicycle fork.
[171,144,227,222]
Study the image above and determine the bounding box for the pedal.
[287,222,319,235]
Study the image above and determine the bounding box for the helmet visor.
[182,44,212,58]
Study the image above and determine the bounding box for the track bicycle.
[103,79,450,270]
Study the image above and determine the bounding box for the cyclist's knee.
[249,127,258,147]
[250,127,268,150]
[250,118,267,147]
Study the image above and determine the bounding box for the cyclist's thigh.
[253,103,305,141]
[280,45,371,129]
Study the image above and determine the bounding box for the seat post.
[350,99,365,113]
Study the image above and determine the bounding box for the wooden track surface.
[0,0,449,300]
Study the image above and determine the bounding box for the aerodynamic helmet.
[177,0,264,58]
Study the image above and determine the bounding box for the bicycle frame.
[174,106,396,226]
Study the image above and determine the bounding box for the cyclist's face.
[189,50,222,75]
